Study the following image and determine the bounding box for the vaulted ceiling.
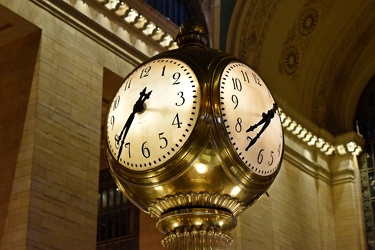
[227,0,375,135]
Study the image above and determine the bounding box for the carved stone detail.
[330,168,355,185]
[298,7,319,37]
[282,44,300,75]
[280,2,321,76]
[238,0,280,68]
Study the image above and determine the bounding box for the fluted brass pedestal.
[157,208,236,249]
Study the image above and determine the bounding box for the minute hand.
[116,87,152,162]
[245,103,277,151]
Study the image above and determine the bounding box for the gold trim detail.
[148,192,246,218]
[161,225,233,249]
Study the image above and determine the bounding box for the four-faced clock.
[106,58,201,171]
[219,62,283,176]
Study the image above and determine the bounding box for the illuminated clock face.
[106,58,201,171]
[219,62,283,176]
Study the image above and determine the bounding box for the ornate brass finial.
[175,19,209,48]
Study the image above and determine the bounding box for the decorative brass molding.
[161,224,233,249]
[148,192,246,218]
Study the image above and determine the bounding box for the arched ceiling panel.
[227,0,375,135]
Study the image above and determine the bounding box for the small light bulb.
[195,163,207,174]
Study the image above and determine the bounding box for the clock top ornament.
[106,19,284,249]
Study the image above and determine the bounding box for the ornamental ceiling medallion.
[280,3,321,77]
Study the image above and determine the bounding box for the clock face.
[219,62,283,176]
[106,58,201,171]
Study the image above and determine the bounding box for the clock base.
[157,208,236,249]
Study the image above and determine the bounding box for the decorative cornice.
[90,0,178,49]
[280,109,363,157]
[31,0,152,63]
[30,0,180,64]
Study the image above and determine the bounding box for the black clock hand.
[245,103,277,151]
[116,87,152,162]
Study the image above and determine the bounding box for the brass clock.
[105,20,285,249]
[218,62,283,176]
[106,58,201,171]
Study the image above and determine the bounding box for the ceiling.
[226,0,375,135]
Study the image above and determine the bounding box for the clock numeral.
[125,142,131,158]
[140,66,151,78]
[172,72,181,85]
[268,151,274,166]
[114,134,120,149]
[252,72,262,86]
[172,113,182,128]
[235,117,242,133]
[161,65,166,76]
[142,141,150,158]
[113,96,120,110]
[257,149,275,166]
[176,91,185,106]
[231,94,239,109]
[110,116,115,130]
[257,149,264,164]
[241,70,250,83]
[123,79,131,91]
[278,143,282,156]
[232,77,242,91]
[159,132,168,149]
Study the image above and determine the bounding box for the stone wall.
[0,0,135,248]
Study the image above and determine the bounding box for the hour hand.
[133,87,152,113]
[116,87,152,161]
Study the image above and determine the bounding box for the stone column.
[331,152,366,249]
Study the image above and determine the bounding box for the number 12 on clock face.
[106,58,201,171]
